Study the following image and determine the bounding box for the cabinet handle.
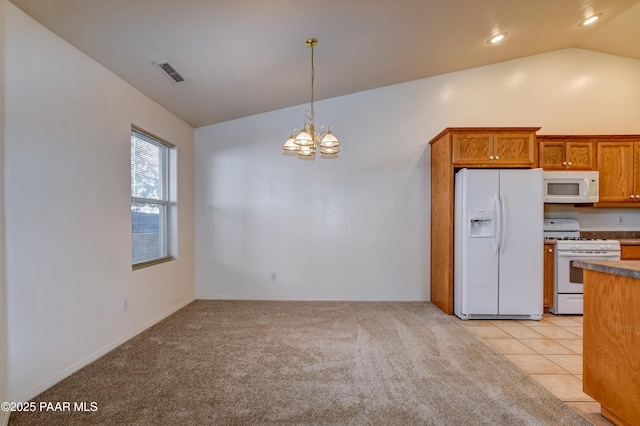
[631,195,636,199]
[495,155,500,160]
[567,161,572,166]
[548,248,553,253]
[489,156,494,160]
[562,161,567,165]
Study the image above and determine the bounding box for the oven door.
[556,251,620,293]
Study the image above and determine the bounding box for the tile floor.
[459,314,613,426]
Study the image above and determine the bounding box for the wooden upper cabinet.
[597,141,637,203]
[452,131,536,167]
[566,142,596,169]
[537,136,595,170]
[635,142,640,200]
[493,133,536,165]
[452,133,492,165]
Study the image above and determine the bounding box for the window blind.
[131,129,172,266]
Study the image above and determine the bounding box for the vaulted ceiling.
[11,0,640,127]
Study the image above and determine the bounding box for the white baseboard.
[10,297,196,403]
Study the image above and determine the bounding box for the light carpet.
[10,301,591,425]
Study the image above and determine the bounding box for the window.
[131,128,174,268]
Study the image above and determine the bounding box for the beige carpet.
[10,301,590,425]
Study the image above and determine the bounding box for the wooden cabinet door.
[634,142,640,199]
[538,142,566,169]
[621,245,640,260]
[597,142,635,203]
[452,133,493,165]
[566,141,595,170]
[538,140,594,170]
[493,133,535,166]
[543,244,555,308]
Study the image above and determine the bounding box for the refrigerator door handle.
[499,193,507,254]
[493,193,501,254]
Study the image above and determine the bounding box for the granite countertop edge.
[574,260,640,279]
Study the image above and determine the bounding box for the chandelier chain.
[310,41,315,124]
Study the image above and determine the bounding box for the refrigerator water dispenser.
[468,210,494,237]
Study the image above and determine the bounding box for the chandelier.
[283,38,340,157]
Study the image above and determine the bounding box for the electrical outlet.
[270,272,277,281]
[618,215,624,225]
[123,299,128,312]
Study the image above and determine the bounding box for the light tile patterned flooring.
[459,314,613,426]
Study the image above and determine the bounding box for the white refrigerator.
[454,168,543,320]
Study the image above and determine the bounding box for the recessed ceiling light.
[581,14,602,26]
[487,33,507,45]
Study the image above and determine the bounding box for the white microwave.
[543,171,599,203]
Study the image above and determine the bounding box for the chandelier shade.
[282,38,340,158]
[282,135,299,151]
[294,130,313,146]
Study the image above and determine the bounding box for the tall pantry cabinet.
[429,128,539,314]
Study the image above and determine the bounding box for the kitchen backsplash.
[580,230,640,239]
[544,204,640,231]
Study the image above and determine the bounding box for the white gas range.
[543,219,621,315]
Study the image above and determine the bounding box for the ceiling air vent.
[153,61,185,83]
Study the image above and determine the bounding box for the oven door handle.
[557,251,620,258]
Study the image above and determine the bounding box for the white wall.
[1,0,9,423]
[195,48,640,301]
[4,2,195,401]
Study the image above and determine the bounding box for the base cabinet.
[543,244,554,309]
[583,265,640,426]
[621,245,640,260]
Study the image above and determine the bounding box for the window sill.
[132,256,175,271]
